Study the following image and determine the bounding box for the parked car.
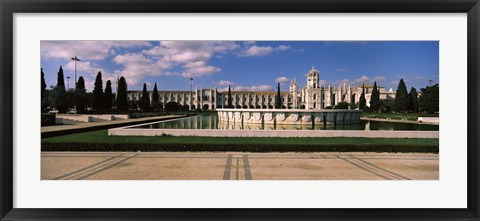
[67,108,77,114]
[48,108,59,114]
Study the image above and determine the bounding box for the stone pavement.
[41,152,438,180]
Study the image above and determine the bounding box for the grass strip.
[361,112,439,121]
[41,129,439,153]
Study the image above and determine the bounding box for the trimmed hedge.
[42,142,438,153]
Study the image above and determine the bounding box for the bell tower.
[290,78,298,108]
[307,66,320,89]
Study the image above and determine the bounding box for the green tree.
[408,87,419,113]
[41,68,48,112]
[349,101,357,110]
[151,82,161,111]
[104,80,113,111]
[116,77,128,112]
[334,102,349,109]
[165,101,179,112]
[419,84,439,114]
[75,76,88,113]
[381,99,395,113]
[92,71,104,113]
[369,81,380,112]
[394,79,409,113]
[139,83,151,111]
[227,85,233,108]
[129,100,138,111]
[359,84,366,110]
[275,82,281,109]
[65,90,76,111]
[56,66,65,89]
[49,66,67,113]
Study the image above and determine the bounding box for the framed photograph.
[1,0,479,220]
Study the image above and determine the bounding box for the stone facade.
[126,66,396,111]
[298,67,396,109]
[217,109,362,125]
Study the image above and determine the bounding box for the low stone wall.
[417,117,439,125]
[217,108,362,125]
[55,115,91,124]
[108,127,439,138]
[56,114,129,125]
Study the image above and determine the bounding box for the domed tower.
[307,66,320,89]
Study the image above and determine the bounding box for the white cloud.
[275,77,290,83]
[182,64,221,78]
[180,61,221,78]
[63,60,117,92]
[141,41,238,78]
[276,45,291,51]
[332,75,372,86]
[239,46,274,57]
[371,76,386,82]
[41,40,151,60]
[238,45,291,57]
[353,75,370,84]
[223,84,274,92]
[113,53,172,86]
[215,80,235,86]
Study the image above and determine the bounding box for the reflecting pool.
[133,115,439,131]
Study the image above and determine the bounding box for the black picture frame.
[1,0,479,220]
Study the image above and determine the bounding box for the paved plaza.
[41,152,438,180]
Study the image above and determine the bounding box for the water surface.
[133,115,439,131]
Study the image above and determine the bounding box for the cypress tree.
[116,76,128,111]
[140,83,151,111]
[408,87,419,113]
[151,82,160,111]
[275,82,281,109]
[41,68,47,111]
[227,85,232,108]
[41,68,46,101]
[75,76,88,113]
[92,71,104,113]
[369,81,380,112]
[394,79,409,113]
[56,66,65,89]
[359,84,366,110]
[49,66,67,113]
[104,80,113,111]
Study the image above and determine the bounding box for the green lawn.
[41,129,438,152]
[361,112,439,121]
[42,129,438,146]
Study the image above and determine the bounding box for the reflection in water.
[134,115,439,131]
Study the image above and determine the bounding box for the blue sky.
[41,41,438,92]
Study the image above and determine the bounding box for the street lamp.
[66,76,70,91]
[71,56,81,85]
